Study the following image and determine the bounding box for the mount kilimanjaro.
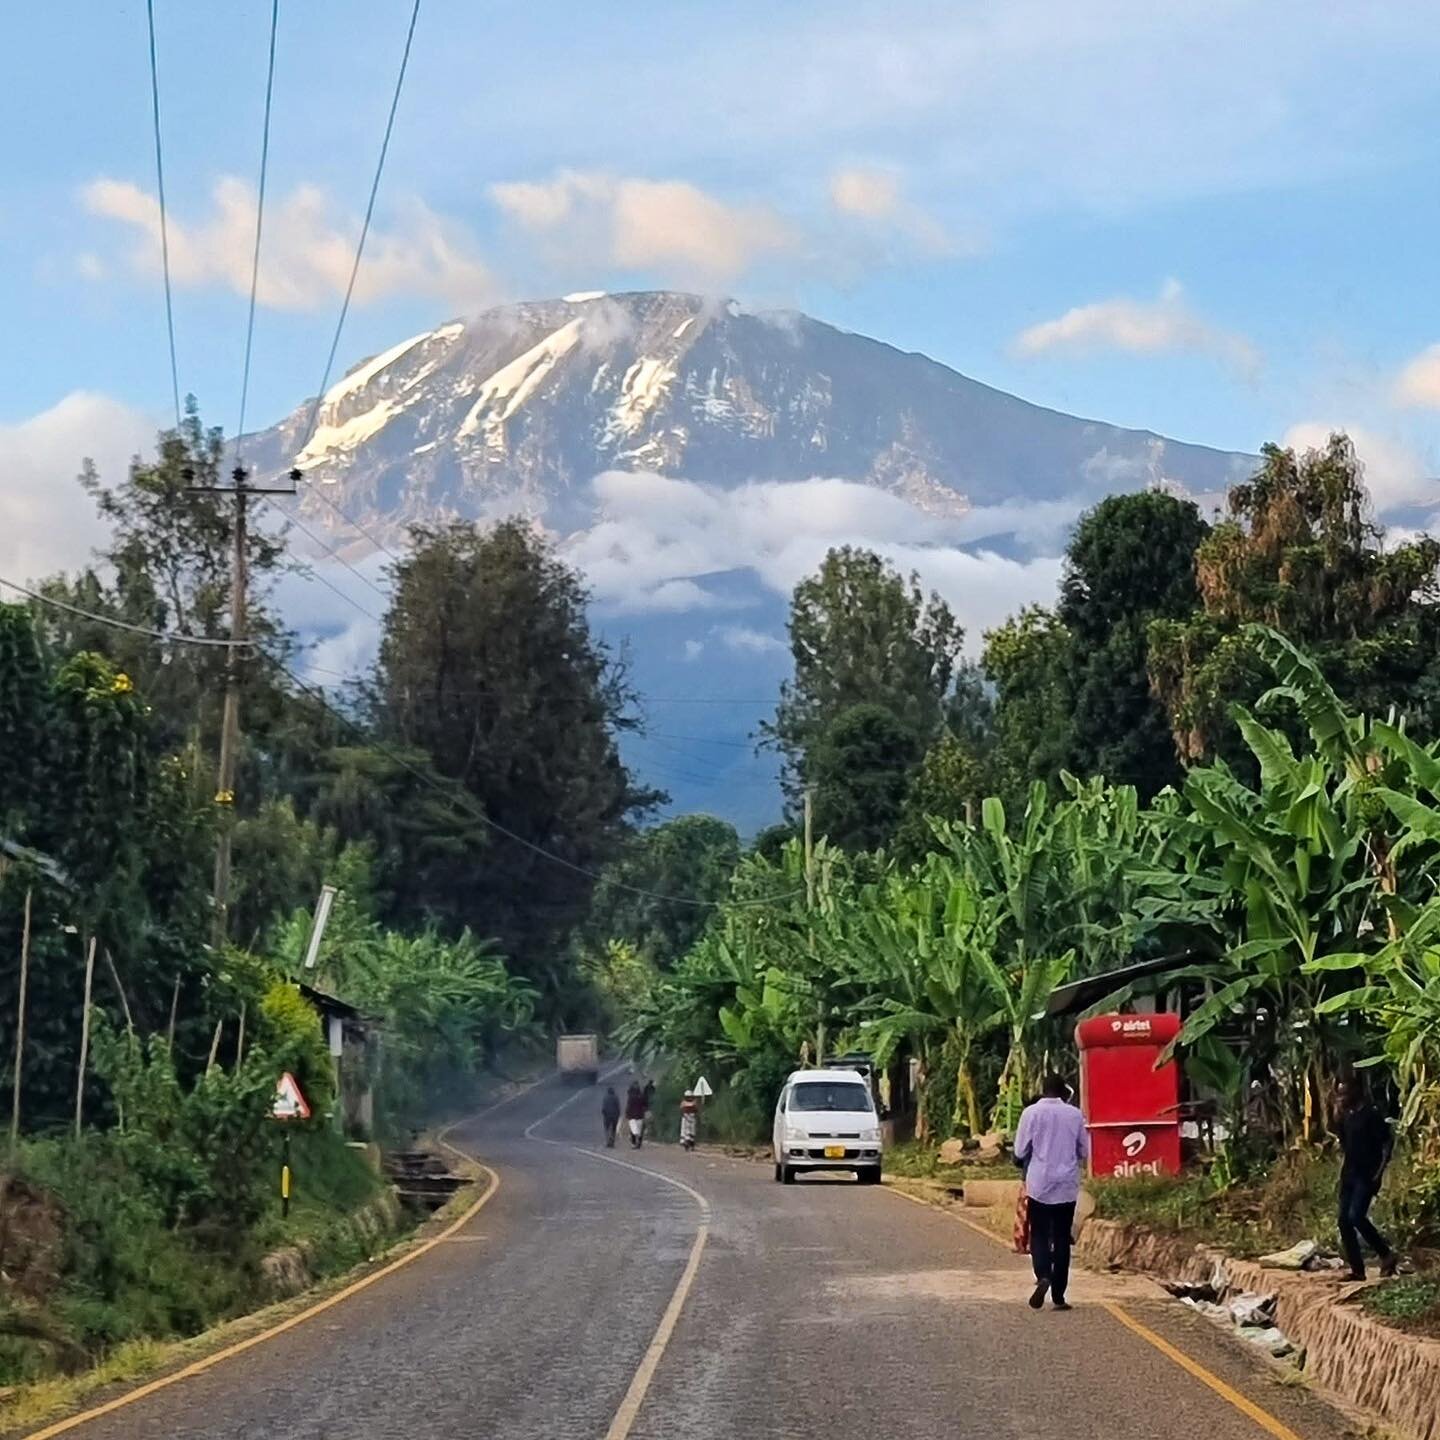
[246,289,1252,537]
[244,290,1256,831]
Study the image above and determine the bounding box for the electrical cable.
[296,0,422,457]
[263,651,803,910]
[301,483,405,565]
[0,576,252,648]
[260,496,389,605]
[145,0,181,427]
[234,0,281,468]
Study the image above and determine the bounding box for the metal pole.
[281,1128,292,1219]
[10,887,32,1154]
[803,785,823,1067]
[75,935,97,1139]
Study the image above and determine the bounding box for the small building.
[296,981,380,1140]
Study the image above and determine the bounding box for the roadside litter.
[1171,1283,1295,1359]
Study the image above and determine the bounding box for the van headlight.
[785,1126,809,1146]
[860,1126,881,1142]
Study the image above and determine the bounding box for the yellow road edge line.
[884,1182,1305,1440]
[1101,1302,1304,1440]
[20,1088,526,1440]
[884,1181,1012,1249]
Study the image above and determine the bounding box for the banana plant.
[848,858,1007,1136]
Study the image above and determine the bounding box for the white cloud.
[682,638,706,662]
[716,624,786,655]
[563,471,1063,652]
[0,393,153,584]
[490,170,798,280]
[828,165,951,254]
[1012,280,1260,376]
[84,176,493,311]
[1393,344,1440,410]
[830,166,901,220]
[1281,422,1437,512]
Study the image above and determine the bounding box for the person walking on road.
[624,1082,647,1149]
[1013,1074,1090,1311]
[642,1077,657,1138]
[601,1085,621,1148]
[1333,1075,1398,1280]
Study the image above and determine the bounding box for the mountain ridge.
[245,289,1255,542]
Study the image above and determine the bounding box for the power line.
[646,730,756,750]
[145,0,181,427]
[234,0,281,468]
[261,496,388,609]
[264,652,801,910]
[642,696,775,706]
[297,0,422,456]
[0,577,252,648]
[301,483,405,565]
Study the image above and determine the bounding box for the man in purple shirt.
[1013,1073,1090,1311]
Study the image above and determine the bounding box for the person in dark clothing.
[601,1086,621,1148]
[1333,1075,1397,1280]
[642,1078,657,1137]
[624,1082,647,1148]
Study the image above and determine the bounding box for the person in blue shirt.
[1013,1074,1090,1311]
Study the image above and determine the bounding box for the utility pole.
[803,784,823,1067]
[190,464,295,942]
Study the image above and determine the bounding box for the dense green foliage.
[1149,435,1440,767]
[765,547,963,824]
[374,519,659,988]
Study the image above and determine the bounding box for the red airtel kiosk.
[1075,1012,1182,1179]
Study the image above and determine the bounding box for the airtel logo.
[1109,1017,1153,1035]
[1122,1130,1148,1157]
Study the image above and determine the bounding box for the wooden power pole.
[191,465,295,942]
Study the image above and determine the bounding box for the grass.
[1086,1149,1423,1264]
[1359,1276,1440,1339]
[881,1141,1016,1184]
[0,1128,393,1391]
[0,1143,484,1433]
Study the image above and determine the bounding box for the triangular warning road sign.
[273,1071,312,1121]
[692,1075,713,1098]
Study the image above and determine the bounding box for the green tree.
[583,814,740,968]
[981,607,1074,808]
[766,547,962,807]
[1149,434,1440,766]
[893,729,992,863]
[374,520,657,983]
[35,405,289,761]
[808,703,921,852]
[1060,492,1208,797]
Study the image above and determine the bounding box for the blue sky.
[5,0,1440,583]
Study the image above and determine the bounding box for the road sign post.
[272,1072,311,1219]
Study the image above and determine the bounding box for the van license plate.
[824,1145,846,1159]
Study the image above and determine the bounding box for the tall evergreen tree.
[1059,491,1208,797]
[766,547,963,816]
[374,520,657,981]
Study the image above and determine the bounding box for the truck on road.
[556,1033,600,1084]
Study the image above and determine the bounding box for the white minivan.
[772,1068,883,1185]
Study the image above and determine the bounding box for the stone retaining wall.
[1077,1218,1440,1440]
[259,1190,402,1299]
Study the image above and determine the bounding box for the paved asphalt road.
[33,1072,1365,1440]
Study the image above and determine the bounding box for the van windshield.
[789,1082,872,1113]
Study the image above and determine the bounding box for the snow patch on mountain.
[608,357,677,439]
[457,317,585,450]
[324,330,434,407]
